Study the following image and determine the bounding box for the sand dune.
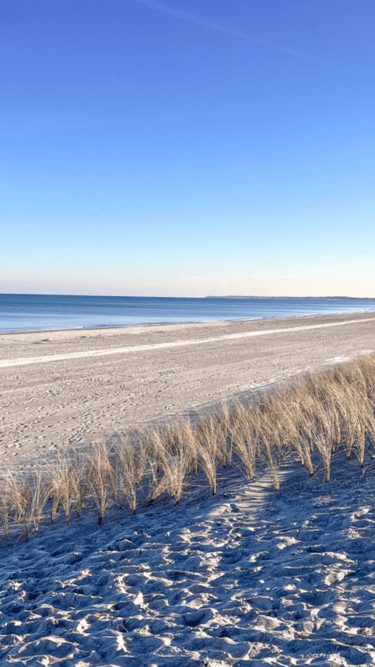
[1,451,375,665]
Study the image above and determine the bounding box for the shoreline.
[2,304,375,336]
[2,314,375,370]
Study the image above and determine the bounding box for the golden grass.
[2,354,375,542]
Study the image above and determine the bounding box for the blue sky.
[1,0,374,297]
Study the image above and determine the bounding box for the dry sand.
[1,440,375,665]
[1,312,375,471]
[2,312,375,665]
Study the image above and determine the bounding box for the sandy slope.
[1,451,375,665]
[1,312,375,471]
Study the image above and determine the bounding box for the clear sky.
[1,0,374,297]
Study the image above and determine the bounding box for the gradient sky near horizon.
[1,0,374,297]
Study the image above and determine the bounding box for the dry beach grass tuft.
[2,353,375,542]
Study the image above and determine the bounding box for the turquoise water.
[1,294,375,333]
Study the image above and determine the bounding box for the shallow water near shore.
[2,294,375,333]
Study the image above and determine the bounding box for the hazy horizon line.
[1,292,375,301]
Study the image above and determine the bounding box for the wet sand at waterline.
[1,311,374,471]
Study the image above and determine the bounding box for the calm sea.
[1,294,375,333]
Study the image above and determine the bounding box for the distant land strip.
[205,295,375,300]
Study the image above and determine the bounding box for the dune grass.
[2,354,375,542]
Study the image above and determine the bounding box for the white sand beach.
[1,312,375,665]
[1,312,375,471]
